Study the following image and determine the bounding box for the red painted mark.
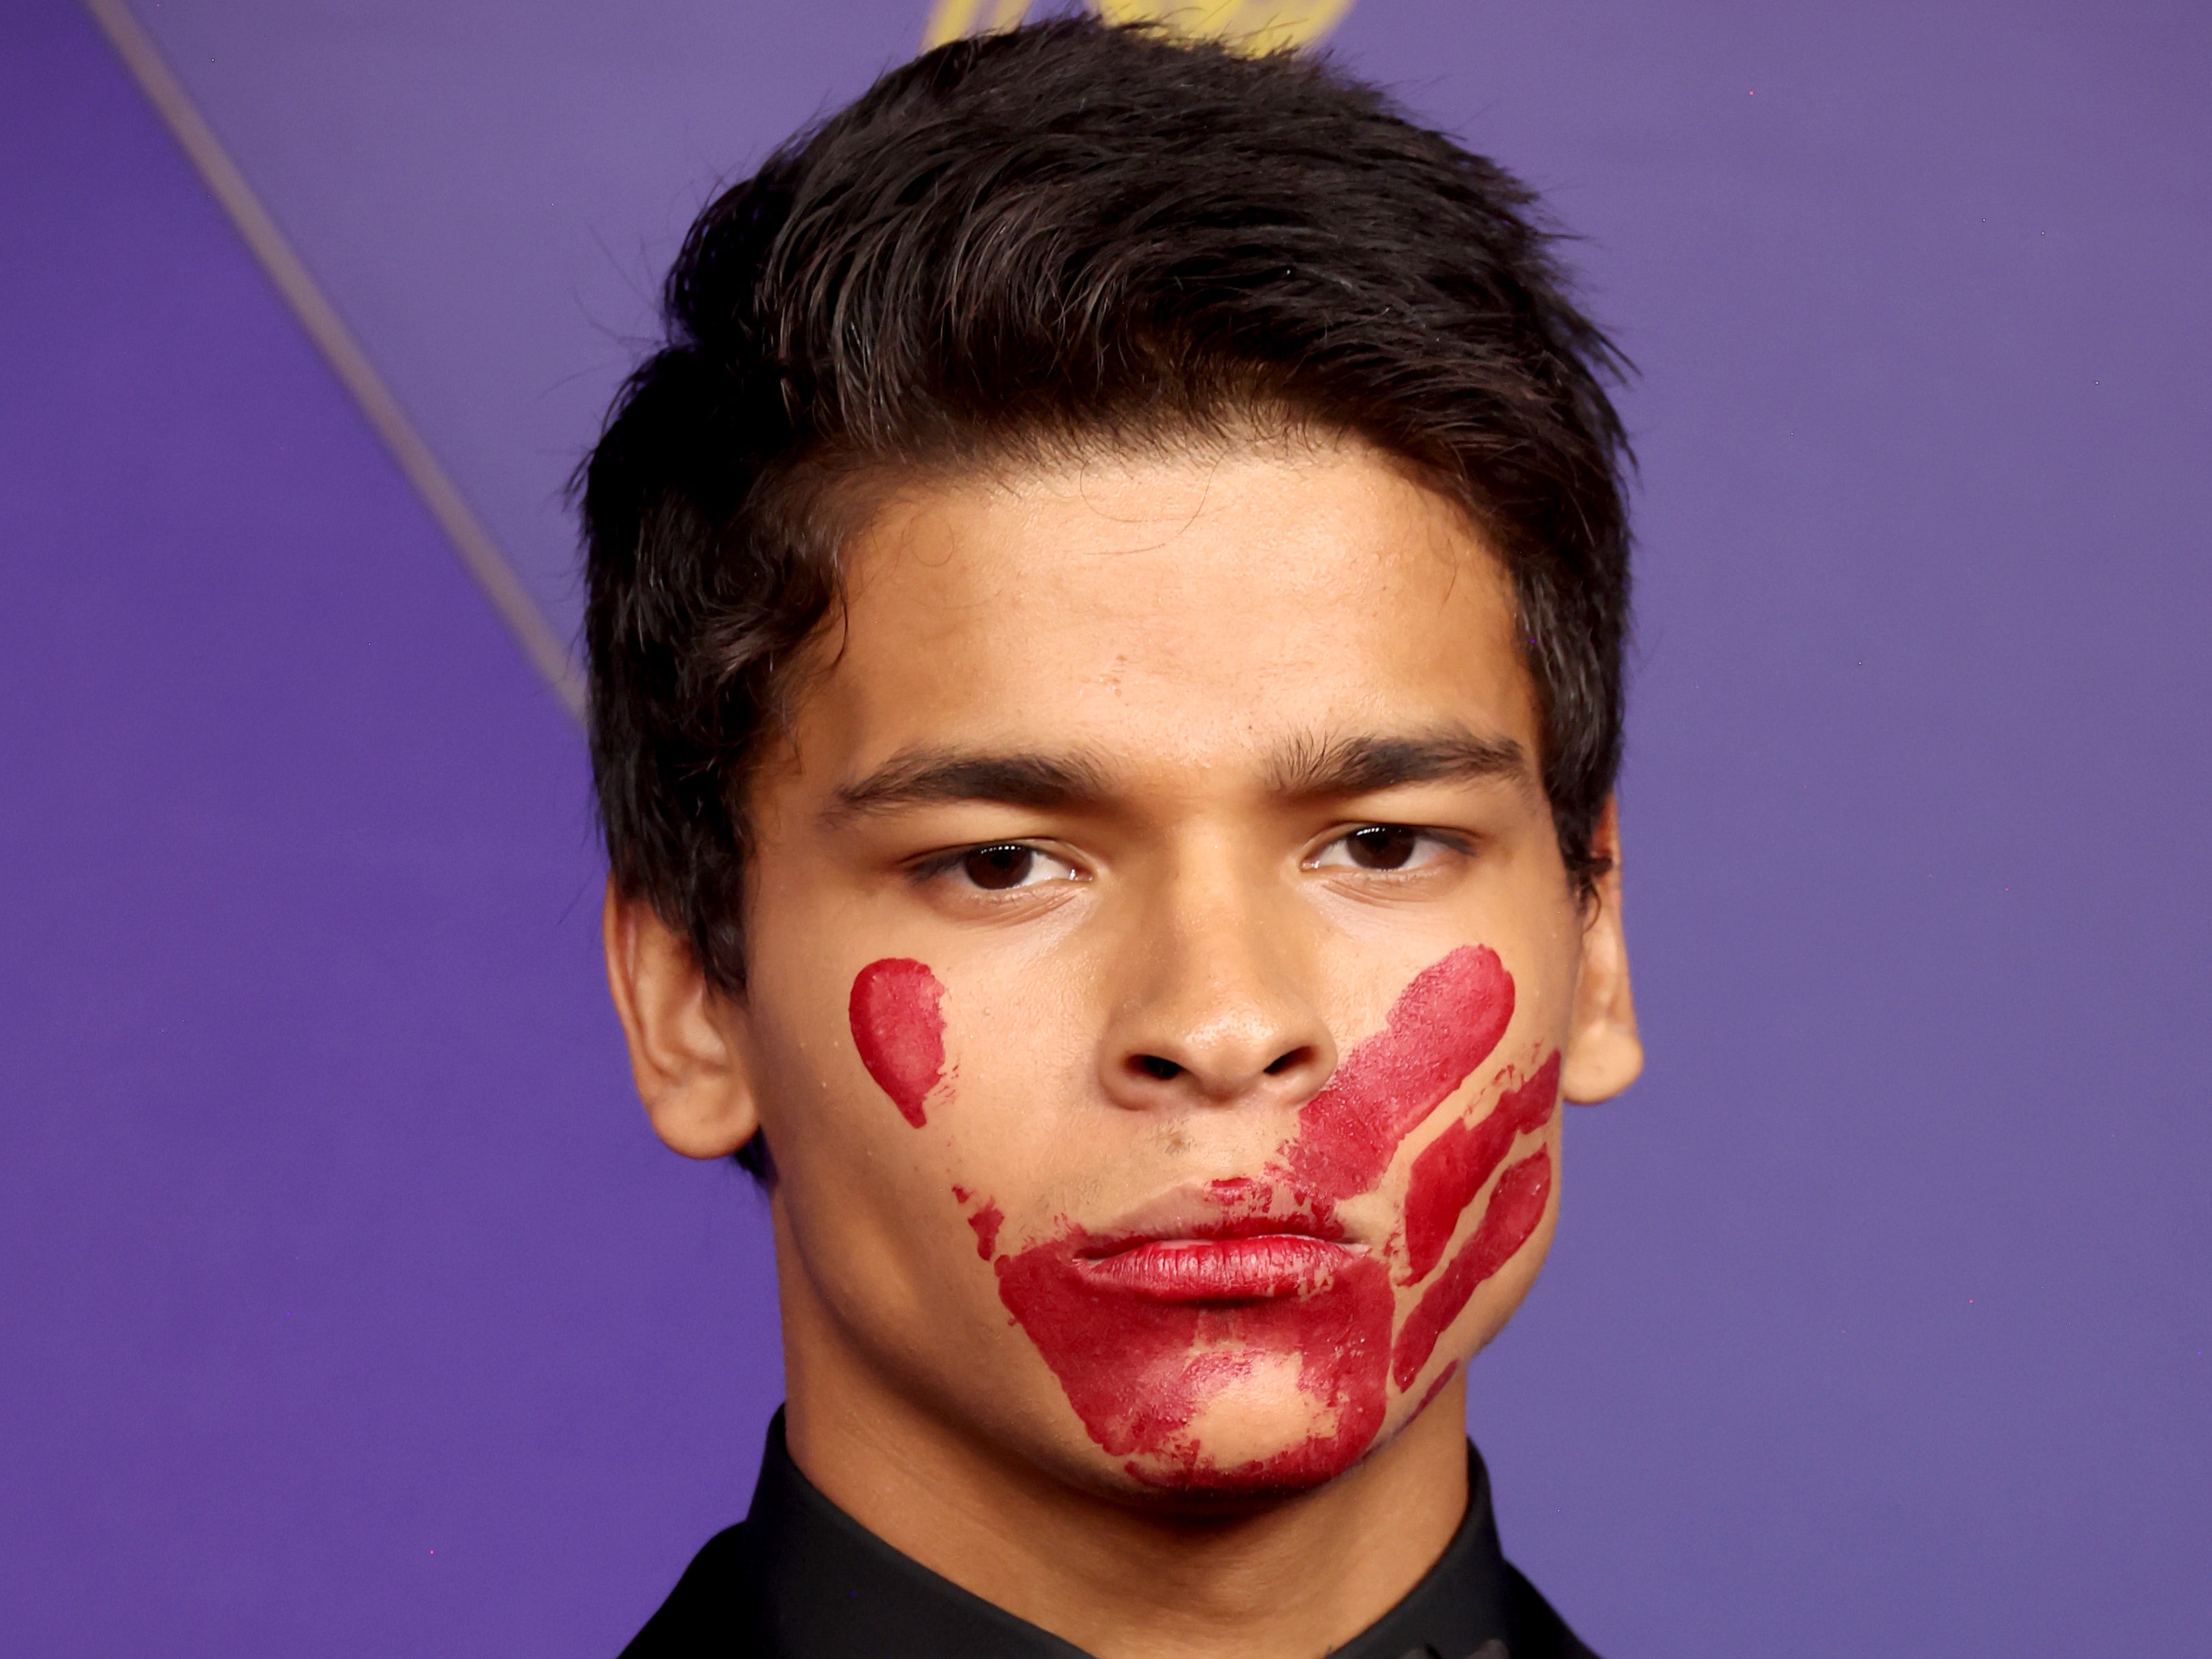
[966,1200,1003,1261]
[1274,946,1514,1200]
[988,948,1522,1492]
[996,1223,1393,1495]
[1400,1053,1560,1283]
[849,958,945,1127]
[1390,1149,1552,1392]
[1414,1358,1461,1416]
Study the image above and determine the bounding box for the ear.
[602,879,762,1159]
[1559,797,1644,1104]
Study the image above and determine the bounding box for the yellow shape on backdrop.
[923,0,1354,52]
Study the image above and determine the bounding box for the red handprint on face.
[848,949,1559,1493]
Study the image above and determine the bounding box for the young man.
[584,19,1641,1658]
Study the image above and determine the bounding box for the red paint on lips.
[1274,945,1515,1201]
[1391,1149,1553,1391]
[849,958,945,1127]
[1078,1234,1356,1300]
[996,1217,1393,1494]
[1400,1053,1560,1282]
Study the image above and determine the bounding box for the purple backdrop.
[3,2,2207,1656]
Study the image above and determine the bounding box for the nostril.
[1135,1054,1182,1081]
[1263,1047,1311,1076]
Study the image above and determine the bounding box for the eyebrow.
[824,725,1530,826]
[824,748,1115,824]
[1265,727,1533,799]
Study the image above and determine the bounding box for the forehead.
[791,439,1534,781]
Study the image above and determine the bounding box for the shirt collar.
[734,1409,1518,1659]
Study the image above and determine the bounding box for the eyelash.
[1307,824,1473,873]
[910,824,1473,892]
[909,842,1086,893]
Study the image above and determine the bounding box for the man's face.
[709,436,1634,1500]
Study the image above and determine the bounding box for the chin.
[1116,1434,1378,1502]
[999,1246,1399,1496]
[1099,1368,1389,1500]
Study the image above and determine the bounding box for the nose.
[1098,859,1337,1113]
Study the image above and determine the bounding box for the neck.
[780,1259,1470,1659]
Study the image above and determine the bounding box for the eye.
[932,843,1084,892]
[1310,824,1460,873]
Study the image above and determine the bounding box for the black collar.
[622,1411,1597,1658]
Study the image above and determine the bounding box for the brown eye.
[1344,826,1420,869]
[961,845,1038,889]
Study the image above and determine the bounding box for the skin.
[605,434,1642,1659]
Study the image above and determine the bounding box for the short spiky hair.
[580,17,1632,1007]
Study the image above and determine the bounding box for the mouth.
[1071,1181,1362,1302]
[1075,1234,1363,1300]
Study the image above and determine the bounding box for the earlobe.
[1559,799,1644,1105]
[602,879,762,1159]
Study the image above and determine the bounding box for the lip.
[1070,1179,1361,1302]
[1075,1234,1363,1301]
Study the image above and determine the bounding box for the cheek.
[963,1193,1003,1259]
[1400,1053,1562,1283]
[1272,944,1517,1202]
[1389,1142,1552,1391]
[1388,1051,1561,1389]
[1414,1359,1460,1416]
[849,958,947,1127]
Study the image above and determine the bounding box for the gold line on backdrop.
[926,0,1356,52]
